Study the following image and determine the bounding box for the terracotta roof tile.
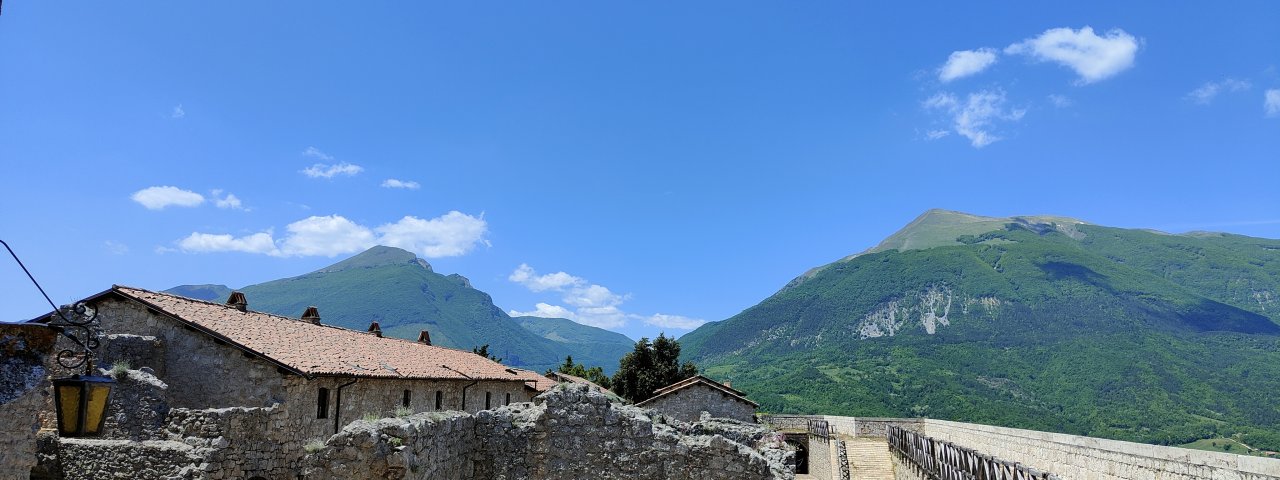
[112,286,523,381]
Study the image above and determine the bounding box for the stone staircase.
[844,438,895,480]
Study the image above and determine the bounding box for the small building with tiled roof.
[635,375,758,423]
[33,285,535,438]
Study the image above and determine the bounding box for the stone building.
[635,375,758,423]
[28,285,552,477]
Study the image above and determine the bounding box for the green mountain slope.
[165,246,628,372]
[681,210,1280,449]
[516,316,635,373]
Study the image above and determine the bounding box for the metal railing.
[888,426,1059,480]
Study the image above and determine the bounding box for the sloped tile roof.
[106,285,524,381]
[508,368,558,393]
[635,374,758,408]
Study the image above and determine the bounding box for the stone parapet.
[0,323,58,479]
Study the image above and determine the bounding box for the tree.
[611,333,698,403]
[552,355,612,389]
[471,344,502,364]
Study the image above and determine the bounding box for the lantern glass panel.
[56,384,81,434]
[84,383,112,434]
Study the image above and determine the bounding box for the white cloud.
[278,215,376,257]
[375,212,489,258]
[300,147,362,178]
[177,232,279,255]
[1187,79,1252,105]
[210,189,245,210]
[302,162,363,179]
[509,264,585,292]
[925,129,950,140]
[1048,94,1074,108]
[1265,89,1280,117]
[131,186,205,210]
[171,104,185,119]
[303,146,334,161]
[171,211,489,259]
[508,264,701,331]
[508,303,577,320]
[923,90,1026,148]
[938,48,998,82]
[640,313,707,330]
[1005,26,1139,83]
[381,178,421,190]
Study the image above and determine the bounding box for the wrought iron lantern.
[52,374,115,437]
[4,240,115,437]
[46,302,115,437]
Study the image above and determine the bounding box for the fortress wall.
[920,419,1280,480]
[0,324,58,479]
[809,435,832,480]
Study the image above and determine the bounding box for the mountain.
[165,246,631,373]
[516,316,637,371]
[681,209,1280,450]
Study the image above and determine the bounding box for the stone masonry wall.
[88,298,289,409]
[641,383,757,423]
[920,419,1280,480]
[304,384,794,480]
[0,324,58,479]
[809,434,832,480]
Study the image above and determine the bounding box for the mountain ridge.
[165,246,632,373]
[683,209,1280,450]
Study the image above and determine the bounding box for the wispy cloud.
[300,147,363,179]
[104,241,129,255]
[381,178,421,190]
[171,104,185,119]
[938,48,998,82]
[131,186,205,210]
[1048,94,1073,108]
[1186,79,1252,105]
[925,129,950,140]
[172,211,489,258]
[1005,26,1140,84]
[211,189,245,210]
[302,162,363,179]
[303,146,334,161]
[923,90,1026,148]
[1266,89,1280,117]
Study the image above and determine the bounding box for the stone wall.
[809,434,832,480]
[304,384,794,480]
[821,416,922,438]
[920,419,1280,480]
[0,324,58,479]
[88,298,289,409]
[641,383,757,423]
[49,437,214,480]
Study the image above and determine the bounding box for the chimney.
[301,306,321,325]
[226,292,248,312]
[417,330,432,345]
[368,321,382,337]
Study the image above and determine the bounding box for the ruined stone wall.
[641,383,757,423]
[48,437,214,480]
[0,324,58,479]
[920,419,1280,480]
[304,384,793,480]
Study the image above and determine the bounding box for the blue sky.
[2,2,1278,340]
